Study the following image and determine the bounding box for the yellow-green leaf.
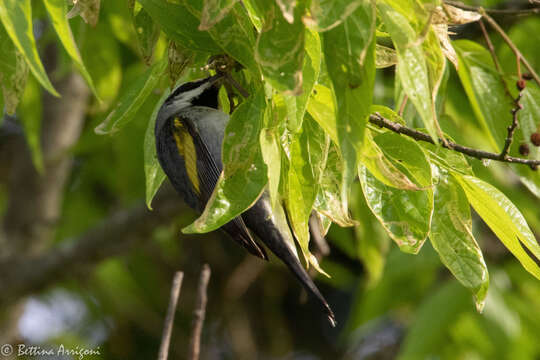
[0,0,59,96]
[454,174,540,279]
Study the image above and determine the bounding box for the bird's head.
[157,75,222,129]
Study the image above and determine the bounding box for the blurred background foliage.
[0,0,539,359]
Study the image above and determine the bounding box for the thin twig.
[478,19,513,101]
[444,0,540,15]
[188,264,211,360]
[499,86,524,159]
[369,113,540,166]
[158,272,184,360]
[398,94,408,117]
[480,9,540,87]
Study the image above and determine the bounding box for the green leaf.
[514,84,540,198]
[378,2,443,143]
[144,90,170,210]
[359,166,433,253]
[183,91,268,233]
[454,174,540,279]
[284,115,326,264]
[307,84,338,144]
[454,40,511,150]
[314,142,356,227]
[138,0,220,52]
[260,105,281,209]
[184,0,260,75]
[284,28,321,132]
[0,0,58,96]
[240,0,263,31]
[430,171,489,310]
[95,59,166,135]
[199,0,238,30]
[255,2,305,93]
[18,77,43,173]
[374,131,432,187]
[361,131,420,190]
[81,21,122,113]
[324,2,376,220]
[43,0,98,98]
[132,6,160,65]
[420,134,474,176]
[0,26,28,115]
[309,0,365,32]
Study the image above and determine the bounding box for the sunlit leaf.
[359,166,433,254]
[454,40,511,150]
[378,1,443,143]
[309,0,364,32]
[138,0,220,52]
[43,0,98,97]
[0,26,28,115]
[255,2,305,93]
[183,91,268,233]
[0,0,58,96]
[284,28,321,132]
[95,59,166,134]
[307,84,338,144]
[430,169,489,310]
[199,0,238,30]
[132,6,160,65]
[324,2,376,220]
[314,142,356,227]
[454,174,540,279]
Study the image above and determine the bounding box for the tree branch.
[444,0,540,15]
[158,271,184,360]
[368,113,540,166]
[188,264,211,360]
[0,188,185,308]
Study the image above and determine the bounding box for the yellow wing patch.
[173,118,200,195]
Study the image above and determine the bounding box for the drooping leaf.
[81,21,122,113]
[309,0,364,32]
[199,0,238,30]
[454,174,540,279]
[284,28,321,132]
[144,90,170,210]
[18,77,43,173]
[430,169,489,310]
[138,0,220,52]
[95,58,166,134]
[255,2,305,93]
[373,131,432,187]
[360,131,420,190]
[324,2,376,219]
[378,1,443,143]
[0,0,58,96]
[314,142,356,227]
[284,115,326,266]
[307,84,338,144]
[359,166,433,254]
[132,6,160,65]
[184,0,260,75]
[0,26,28,115]
[183,91,268,233]
[43,0,98,97]
[454,40,511,150]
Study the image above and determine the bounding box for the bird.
[154,74,336,326]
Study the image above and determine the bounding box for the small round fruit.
[531,132,540,147]
[519,143,530,156]
[516,79,526,91]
